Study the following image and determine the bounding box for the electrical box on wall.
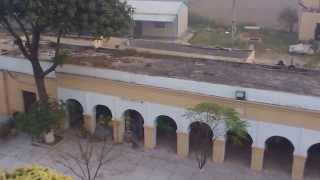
[235,90,246,100]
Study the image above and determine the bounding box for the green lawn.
[304,54,320,69]
[256,29,298,53]
[189,28,248,49]
[189,26,298,53]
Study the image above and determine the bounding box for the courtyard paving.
[0,133,308,180]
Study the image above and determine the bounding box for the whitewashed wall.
[58,87,320,157]
[0,56,55,78]
[57,64,320,111]
[1,55,319,111]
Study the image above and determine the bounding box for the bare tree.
[278,7,298,33]
[184,102,248,169]
[56,135,117,180]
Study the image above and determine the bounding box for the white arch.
[300,128,320,156]
[121,109,145,121]
[117,99,148,122]
[64,98,85,129]
[87,92,117,118]
[148,103,185,129]
[307,143,320,154]
[188,121,213,133]
[92,104,113,133]
[256,122,299,151]
[265,135,295,148]
[154,115,178,129]
[58,88,87,112]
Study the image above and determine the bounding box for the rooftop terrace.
[1,33,320,97]
[66,47,320,97]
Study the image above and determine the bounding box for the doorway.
[22,91,37,112]
[315,23,320,40]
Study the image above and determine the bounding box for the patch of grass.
[189,15,298,51]
[304,54,320,69]
[189,13,216,29]
[256,29,298,53]
[189,28,248,49]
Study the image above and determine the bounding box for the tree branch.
[0,16,31,59]
[12,14,31,49]
[56,156,86,180]
[93,138,110,180]
[42,30,63,76]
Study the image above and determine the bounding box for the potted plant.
[15,99,65,144]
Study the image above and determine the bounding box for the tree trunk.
[34,75,49,103]
[31,60,49,103]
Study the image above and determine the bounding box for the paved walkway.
[0,133,305,180]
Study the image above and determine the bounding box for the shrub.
[2,165,72,180]
[184,102,248,169]
[15,100,65,139]
[0,122,11,140]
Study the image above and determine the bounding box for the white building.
[127,0,188,39]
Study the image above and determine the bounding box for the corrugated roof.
[132,14,176,22]
[126,0,184,22]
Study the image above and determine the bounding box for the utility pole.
[231,0,237,47]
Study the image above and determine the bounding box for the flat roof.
[66,47,320,97]
[1,34,319,97]
[129,39,252,59]
[132,14,176,22]
[126,0,184,22]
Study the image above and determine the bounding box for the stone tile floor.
[0,133,314,180]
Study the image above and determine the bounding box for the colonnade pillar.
[251,146,264,171]
[177,131,189,158]
[144,126,156,149]
[212,139,226,163]
[291,155,306,180]
[83,114,94,134]
[112,120,123,143]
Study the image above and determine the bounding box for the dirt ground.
[255,51,308,68]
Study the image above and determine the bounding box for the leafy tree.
[278,7,298,33]
[0,0,133,103]
[1,165,71,180]
[184,102,248,169]
[15,100,65,140]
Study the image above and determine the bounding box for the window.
[154,22,165,28]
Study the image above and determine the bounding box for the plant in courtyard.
[0,0,133,104]
[0,122,12,140]
[97,114,112,127]
[1,165,71,180]
[278,7,298,33]
[15,100,65,141]
[184,102,248,169]
[56,134,117,180]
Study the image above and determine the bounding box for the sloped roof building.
[126,0,188,39]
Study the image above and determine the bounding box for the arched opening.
[66,99,84,129]
[155,115,177,152]
[189,121,213,158]
[225,131,253,167]
[305,143,320,179]
[94,105,113,140]
[264,136,294,175]
[315,23,320,41]
[123,109,144,148]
